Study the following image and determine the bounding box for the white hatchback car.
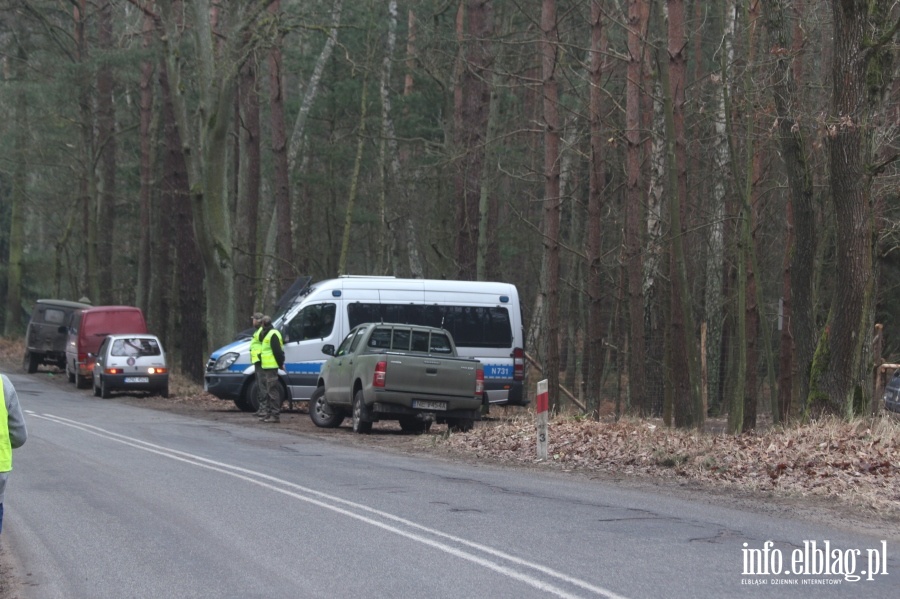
[91,334,169,399]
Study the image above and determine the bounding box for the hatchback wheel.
[100,377,111,399]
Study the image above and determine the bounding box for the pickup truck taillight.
[373,360,387,388]
[513,347,524,381]
[475,368,484,397]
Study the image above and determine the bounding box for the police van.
[204,276,526,412]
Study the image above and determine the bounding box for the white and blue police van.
[204,276,526,412]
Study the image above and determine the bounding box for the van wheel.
[24,352,40,374]
[309,387,343,428]
[238,379,263,413]
[67,362,75,384]
[352,390,372,434]
[93,378,101,397]
[100,377,111,399]
[75,371,89,389]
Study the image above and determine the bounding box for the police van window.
[348,303,512,348]
[286,303,337,342]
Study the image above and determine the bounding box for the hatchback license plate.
[125,377,149,384]
[412,399,447,411]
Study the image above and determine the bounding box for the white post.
[536,379,549,460]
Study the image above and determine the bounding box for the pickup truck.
[309,322,484,433]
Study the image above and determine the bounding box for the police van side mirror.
[322,344,335,356]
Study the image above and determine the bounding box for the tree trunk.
[136,12,155,316]
[235,42,261,321]
[812,0,890,415]
[4,38,26,336]
[625,0,647,415]
[585,0,607,415]
[540,0,562,412]
[660,0,702,428]
[453,0,492,280]
[96,0,116,304]
[269,1,293,290]
[706,0,734,417]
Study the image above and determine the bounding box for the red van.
[65,306,148,388]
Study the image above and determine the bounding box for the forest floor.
[1,337,899,597]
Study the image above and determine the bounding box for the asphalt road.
[2,371,897,598]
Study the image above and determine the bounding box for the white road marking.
[28,411,630,599]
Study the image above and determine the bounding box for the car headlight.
[212,352,240,372]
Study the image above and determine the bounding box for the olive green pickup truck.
[309,322,485,433]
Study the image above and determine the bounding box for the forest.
[0,0,898,433]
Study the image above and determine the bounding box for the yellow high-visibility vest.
[260,329,284,370]
[0,380,11,472]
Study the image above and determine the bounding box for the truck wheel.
[447,418,474,433]
[309,387,343,428]
[399,417,428,434]
[24,352,40,374]
[352,390,372,434]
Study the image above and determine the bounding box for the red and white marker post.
[536,379,549,460]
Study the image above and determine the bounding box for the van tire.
[240,379,263,413]
[25,352,40,374]
[93,378,101,397]
[67,362,75,384]
[352,390,372,434]
[309,387,343,428]
[75,371,89,389]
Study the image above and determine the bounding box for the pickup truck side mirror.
[322,344,335,356]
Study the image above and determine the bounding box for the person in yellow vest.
[258,316,285,423]
[1,373,28,535]
[249,312,265,418]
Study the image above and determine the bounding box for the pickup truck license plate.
[125,377,149,384]
[413,399,447,411]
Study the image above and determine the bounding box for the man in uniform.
[249,312,266,419]
[259,316,285,423]
[1,373,28,535]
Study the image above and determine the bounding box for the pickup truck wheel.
[352,390,372,434]
[309,387,343,428]
[399,417,428,434]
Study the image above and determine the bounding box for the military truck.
[23,299,91,373]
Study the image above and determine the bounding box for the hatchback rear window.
[111,338,161,357]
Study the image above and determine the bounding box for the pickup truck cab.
[310,322,484,433]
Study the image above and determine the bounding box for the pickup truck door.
[327,326,366,406]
